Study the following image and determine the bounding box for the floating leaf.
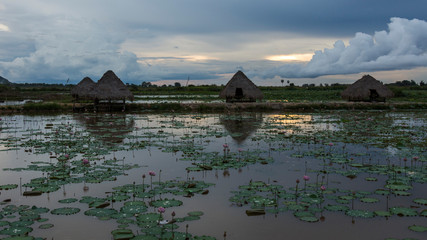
[0,226,33,236]
[150,199,183,208]
[374,211,392,217]
[390,207,418,217]
[188,211,204,217]
[111,229,134,240]
[51,207,80,215]
[39,223,54,229]
[345,209,374,218]
[84,208,118,218]
[413,198,427,206]
[360,197,379,203]
[58,198,78,204]
[136,213,160,223]
[300,216,319,222]
[408,225,427,232]
[0,184,18,190]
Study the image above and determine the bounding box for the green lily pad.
[345,209,374,218]
[120,201,147,214]
[0,184,18,190]
[84,208,118,217]
[408,225,427,232]
[39,223,54,229]
[0,226,33,236]
[136,213,161,223]
[111,229,134,240]
[130,235,159,240]
[360,197,379,203]
[194,236,215,240]
[58,198,78,204]
[385,184,412,191]
[390,207,418,217]
[51,207,80,215]
[300,216,319,222]
[413,198,427,206]
[150,198,183,208]
[324,204,349,212]
[374,211,392,217]
[0,220,10,227]
[187,211,204,217]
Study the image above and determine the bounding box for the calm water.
[0,111,426,240]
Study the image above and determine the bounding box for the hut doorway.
[369,89,379,101]
[235,88,243,99]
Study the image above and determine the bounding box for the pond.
[0,111,426,240]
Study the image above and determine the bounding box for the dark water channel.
[0,111,425,240]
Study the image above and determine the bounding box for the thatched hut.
[71,70,134,111]
[94,70,134,101]
[219,71,263,103]
[71,77,96,100]
[341,75,394,102]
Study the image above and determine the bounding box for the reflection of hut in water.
[219,71,263,103]
[341,75,394,102]
[71,70,134,111]
[74,114,135,145]
[220,113,263,144]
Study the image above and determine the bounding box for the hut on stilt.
[71,70,134,112]
[219,71,263,103]
[341,75,394,102]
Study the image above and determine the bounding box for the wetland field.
[0,110,425,240]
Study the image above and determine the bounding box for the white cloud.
[0,23,9,32]
[260,18,427,79]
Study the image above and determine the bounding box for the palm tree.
[281,79,284,86]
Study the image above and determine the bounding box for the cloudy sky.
[0,0,427,85]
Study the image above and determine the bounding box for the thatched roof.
[219,71,263,102]
[94,70,134,101]
[341,75,394,101]
[72,71,134,101]
[71,77,96,99]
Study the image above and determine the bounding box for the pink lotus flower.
[328,143,334,146]
[238,148,243,152]
[157,207,165,213]
[65,154,69,159]
[303,175,310,181]
[413,156,419,160]
[223,144,228,149]
[320,185,326,191]
[82,159,89,165]
[149,171,156,176]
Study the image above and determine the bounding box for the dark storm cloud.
[0,0,427,83]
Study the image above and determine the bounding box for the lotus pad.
[408,225,427,232]
[0,226,33,236]
[58,198,78,204]
[150,199,183,208]
[0,184,18,190]
[51,207,80,215]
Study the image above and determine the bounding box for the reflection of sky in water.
[0,100,43,105]
[0,112,425,239]
[265,114,342,135]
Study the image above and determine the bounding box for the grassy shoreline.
[0,101,426,114]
